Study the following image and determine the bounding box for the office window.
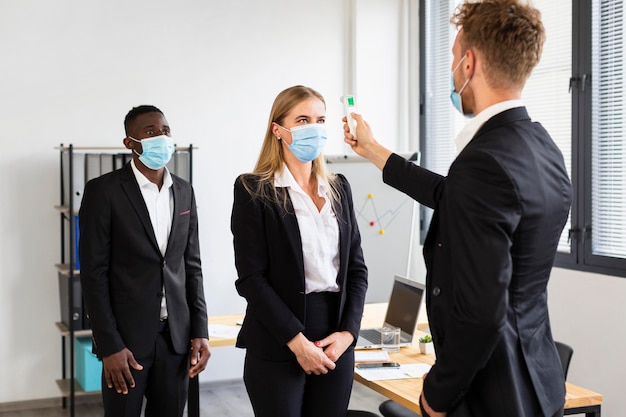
[419,0,626,277]
[586,0,626,269]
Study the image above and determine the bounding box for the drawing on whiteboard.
[355,192,413,235]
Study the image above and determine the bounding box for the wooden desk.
[356,303,603,416]
[354,346,602,416]
[207,306,603,416]
[206,302,427,348]
[207,312,244,347]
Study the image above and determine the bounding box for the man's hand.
[287,332,336,375]
[102,348,143,394]
[189,337,211,378]
[342,113,392,170]
[421,372,447,417]
[314,331,354,362]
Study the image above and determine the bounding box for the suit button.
[437,242,442,247]
[432,287,441,296]
[162,260,166,268]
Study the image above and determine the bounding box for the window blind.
[591,0,626,259]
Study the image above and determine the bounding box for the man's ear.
[123,137,133,149]
[464,49,476,78]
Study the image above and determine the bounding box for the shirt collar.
[130,159,173,190]
[455,99,525,154]
[274,163,328,197]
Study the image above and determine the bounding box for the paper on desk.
[208,324,240,339]
[355,363,432,381]
[354,350,390,363]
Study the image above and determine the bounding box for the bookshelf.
[55,144,195,416]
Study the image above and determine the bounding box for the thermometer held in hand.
[341,95,358,138]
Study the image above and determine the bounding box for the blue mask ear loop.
[452,56,471,95]
[128,136,143,157]
[276,124,292,144]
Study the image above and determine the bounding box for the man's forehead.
[132,112,168,128]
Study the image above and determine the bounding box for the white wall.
[547,267,626,417]
[0,0,350,403]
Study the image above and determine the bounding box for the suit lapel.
[277,187,304,268]
[335,199,350,287]
[167,177,182,253]
[119,164,161,256]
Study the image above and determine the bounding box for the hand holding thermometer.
[341,95,358,138]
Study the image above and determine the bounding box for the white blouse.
[275,165,340,294]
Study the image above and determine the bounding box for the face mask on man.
[129,135,175,170]
[278,124,328,163]
[450,55,473,117]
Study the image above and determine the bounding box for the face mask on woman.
[279,124,328,163]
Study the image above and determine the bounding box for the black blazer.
[384,107,572,417]
[230,173,368,361]
[79,163,208,359]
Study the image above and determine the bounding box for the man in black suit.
[79,105,210,417]
[344,1,572,416]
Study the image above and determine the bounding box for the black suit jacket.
[79,163,208,359]
[384,107,572,417]
[230,173,368,361]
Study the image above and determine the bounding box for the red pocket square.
[179,210,191,216]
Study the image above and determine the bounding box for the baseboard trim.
[0,394,101,413]
[0,378,244,412]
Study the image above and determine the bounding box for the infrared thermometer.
[341,95,358,137]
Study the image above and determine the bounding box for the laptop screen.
[383,277,425,337]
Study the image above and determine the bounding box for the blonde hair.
[452,0,545,90]
[241,85,342,212]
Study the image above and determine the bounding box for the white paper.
[354,363,432,381]
[355,350,390,363]
[208,324,240,339]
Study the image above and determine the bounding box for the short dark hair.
[124,105,163,136]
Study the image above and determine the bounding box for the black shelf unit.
[55,144,195,416]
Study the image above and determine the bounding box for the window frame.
[419,0,626,278]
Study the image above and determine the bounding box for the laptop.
[356,275,425,349]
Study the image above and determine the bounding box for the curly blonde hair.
[452,0,545,90]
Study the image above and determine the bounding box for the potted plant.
[418,334,434,354]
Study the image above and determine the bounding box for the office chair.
[378,400,418,417]
[378,341,575,417]
[555,340,574,380]
[347,410,381,417]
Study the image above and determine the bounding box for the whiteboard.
[326,154,418,303]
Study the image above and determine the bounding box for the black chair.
[347,410,382,417]
[378,400,418,417]
[378,341,575,417]
[555,340,574,380]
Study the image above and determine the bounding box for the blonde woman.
[231,85,368,417]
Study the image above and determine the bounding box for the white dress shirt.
[130,160,173,319]
[455,99,525,155]
[275,165,340,294]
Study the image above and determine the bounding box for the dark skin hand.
[102,348,143,394]
[103,338,210,394]
[189,337,211,378]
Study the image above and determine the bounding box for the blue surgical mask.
[450,56,472,117]
[129,135,175,170]
[279,124,328,163]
